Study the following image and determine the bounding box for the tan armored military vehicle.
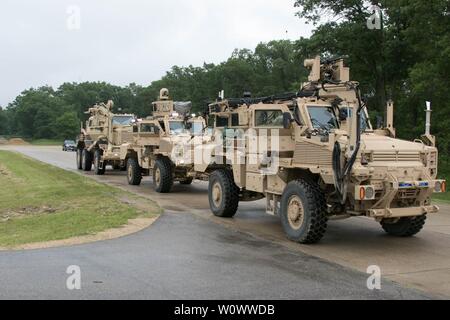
[195,57,446,244]
[119,88,209,193]
[76,100,135,173]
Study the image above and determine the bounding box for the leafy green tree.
[294,0,450,163]
[8,87,61,139]
[0,107,9,135]
[55,112,80,140]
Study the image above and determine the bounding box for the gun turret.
[151,88,194,118]
[85,100,115,118]
[304,56,350,84]
[153,88,174,117]
[159,88,170,101]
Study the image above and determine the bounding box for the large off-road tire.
[381,215,427,237]
[94,149,105,176]
[81,149,92,172]
[208,169,239,218]
[180,177,193,185]
[127,158,142,186]
[280,180,328,244]
[76,149,83,170]
[153,157,173,193]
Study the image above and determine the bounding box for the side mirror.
[283,112,293,129]
[339,109,349,122]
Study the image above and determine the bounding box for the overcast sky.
[0,0,313,106]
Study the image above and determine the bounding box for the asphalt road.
[0,145,446,299]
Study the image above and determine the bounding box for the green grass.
[29,139,62,146]
[0,151,160,247]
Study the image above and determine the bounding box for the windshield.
[308,106,338,131]
[169,121,188,135]
[360,108,370,132]
[340,107,370,133]
[65,140,75,144]
[112,116,134,126]
[190,122,204,136]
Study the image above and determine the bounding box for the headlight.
[434,181,446,193]
[435,181,442,193]
[365,186,375,199]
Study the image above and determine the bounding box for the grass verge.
[434,192,450,203]
[0,150,161,247]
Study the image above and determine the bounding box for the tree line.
[1,0,449,161]
[0,40,306,140]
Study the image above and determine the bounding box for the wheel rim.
[128,165,133,180]
[155,167,161,186]
[212,182,223,208]
[287,195,305,230]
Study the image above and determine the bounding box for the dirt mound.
[8,138,30,145]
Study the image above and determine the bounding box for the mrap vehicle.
[119,88,209,193]
[76,100,135,173]
[194,57,446,244]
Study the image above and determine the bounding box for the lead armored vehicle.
[195,57,446,244]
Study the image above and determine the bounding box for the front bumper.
[355,179,446,201]
[368,205,440,219]
[356,179,445,219]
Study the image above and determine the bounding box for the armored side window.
[206,115,215,128]
[140,124,159,134]
[255,110,284,127]
[231,114,240,127]
[216,116,229,128]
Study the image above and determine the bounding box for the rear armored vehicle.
[76,100,135,173]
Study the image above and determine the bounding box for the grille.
[293,141,332,166]
[372,151,421,162]
[120,132,134,143]
[398,189,419,199]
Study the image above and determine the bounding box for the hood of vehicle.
[357,133,438,167]
[361,134,431,153]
